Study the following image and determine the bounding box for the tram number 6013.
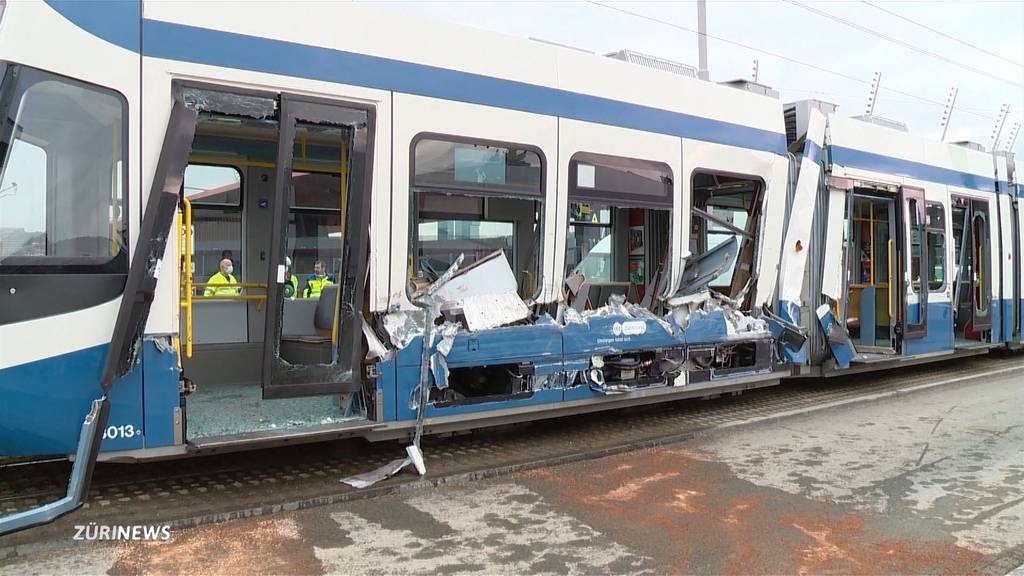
[102,424,138,440]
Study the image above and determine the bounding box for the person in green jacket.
[303,260,334,298]
[204,258,240,297]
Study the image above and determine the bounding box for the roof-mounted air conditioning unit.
[604,49,697,77]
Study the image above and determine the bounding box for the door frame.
[898,186,928,343]
[842,189,898,353]
[261,94,376,399]
[1012,198,1021,341]
[969,198,993,332]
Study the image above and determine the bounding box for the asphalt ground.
[1,353,1022,574]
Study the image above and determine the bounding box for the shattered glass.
[181,87,276,119]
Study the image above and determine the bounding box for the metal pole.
[940,86,958,142]
[697,0,709,81]
[992,104,1009,150]
[1005,120,1021,153]
[865,72,881,116]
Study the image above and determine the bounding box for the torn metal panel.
[816,304,855,369]
[778,108,827,325]
[433,250,518,303]
[460,292,530,331]
[675,236,739,297]
[668,289,769,342]
[429,322,460,390]
[821,186,849,301]
[340,457,411,489]
[382,309,426,349]
[430,353,449,390]
[362,317,390,360]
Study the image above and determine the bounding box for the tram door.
[844,192,897,352]
[899,186,928,346]
[261,96,373,399]
[1012,199,1021,342]
[952,196,992,343]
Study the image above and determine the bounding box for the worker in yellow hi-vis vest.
[303,260,334,298]
[203,258,240,297]
[283,257,299,299]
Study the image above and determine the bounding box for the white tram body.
[0,1,1018,477]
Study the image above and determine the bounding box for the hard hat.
[285,256,292,267]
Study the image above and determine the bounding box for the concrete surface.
[2,367,1021,575]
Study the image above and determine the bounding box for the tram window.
[184,164,243,281]
[691,171,764,303]
[567,202,613,283]
[287,123,347,289]
[417,218,515,275]
[908,198,922,294]
[184,164,240,205]
[566,153,672,306]
[0,65,127,269]
[410,136,544,297]
[414,138,541,194]
[926,203,945,292]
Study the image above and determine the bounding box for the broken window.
[565,152,672,308]
[689,171,764,308]
[410,136,544,298]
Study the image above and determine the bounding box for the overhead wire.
[859,0,1024,69]
[782,0,1022,88]
[583,0,1002,122]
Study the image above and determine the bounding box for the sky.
[361,0,1024,155]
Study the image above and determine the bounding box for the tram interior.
[689,171,764,308]
[563,153,674,310]
[843,194,896,352]
[564,203,670,308]
[180,98,364,440]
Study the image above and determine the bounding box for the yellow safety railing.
[887,239,894,319]
[191,282,268,311]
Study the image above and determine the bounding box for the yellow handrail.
[191,282,268,288]
[887,238,893,319]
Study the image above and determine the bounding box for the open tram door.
[952,195,992,345]
[261,96,373,399]
[898,186,928,348]
[843,189,898,353]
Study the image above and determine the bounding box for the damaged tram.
[0,1,1021,525]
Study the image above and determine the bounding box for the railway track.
[2,352,1020,547]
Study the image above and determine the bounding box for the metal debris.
[340,458,411,489]
[362,318,390,360]
[382,309,425,349]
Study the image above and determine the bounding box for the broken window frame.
[689,168,766,302]
[408,132,547,299]
[565,152,674,296]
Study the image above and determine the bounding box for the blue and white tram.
[0,0,1019,532]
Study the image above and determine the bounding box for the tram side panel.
[0,1,147,455]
